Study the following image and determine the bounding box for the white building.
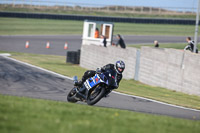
[82,20,114,46]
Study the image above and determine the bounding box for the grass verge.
[1,94,200,133]
[1,51,200,110]
[0,17,197,36]
[129,43,200,49]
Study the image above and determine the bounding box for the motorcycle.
[67,69,118,105]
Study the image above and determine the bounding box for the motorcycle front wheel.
[67,88,78,103]
[87,86,105,105]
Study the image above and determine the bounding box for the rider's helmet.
[115,60,125,74]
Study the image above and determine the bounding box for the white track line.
[1,54,200,112]
[1,55,72,80]
[112,91,200,112]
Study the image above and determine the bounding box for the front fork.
[75,85,88,100]
[76,84,107,100]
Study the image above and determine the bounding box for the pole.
[194,0,200,53]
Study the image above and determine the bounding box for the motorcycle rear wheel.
[87,87,105,105]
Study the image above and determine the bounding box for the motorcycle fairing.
[84,74,105,90]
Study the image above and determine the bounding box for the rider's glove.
[96,67,102,74]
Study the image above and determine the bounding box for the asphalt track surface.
[0,35,190,56]
[0,55,200,120]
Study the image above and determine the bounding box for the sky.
[47,0,197,9]
[1,0,199,12]
[67,0,197,7]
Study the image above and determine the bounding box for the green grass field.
[1,94,200,133]
[1,51,200,110]
[0,17,197,36]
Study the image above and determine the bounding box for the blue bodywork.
[76,69,117,100]
[84,74,107,90]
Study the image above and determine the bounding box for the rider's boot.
[74,75,88,87]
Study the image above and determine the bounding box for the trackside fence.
[0,12,197,25]
[80,45,200,96]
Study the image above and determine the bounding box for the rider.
[74,60,125,89]
[184,37,198,53]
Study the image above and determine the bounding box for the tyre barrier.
[66,50,80,64]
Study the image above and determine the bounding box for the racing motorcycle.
[67,69,118,105]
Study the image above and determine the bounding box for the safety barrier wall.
[139,47,200,96]
[80,45,200,96]
[80,45,137,79]
[0,12,197,25]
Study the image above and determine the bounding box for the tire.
[67,88,78,103]
[87,87,105,105]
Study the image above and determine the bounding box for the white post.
[12,0,15,7]
[21,0,24,8]
[30,0,32,8]
[194,0,200,53]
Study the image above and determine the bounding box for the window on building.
[88,24,94,38]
